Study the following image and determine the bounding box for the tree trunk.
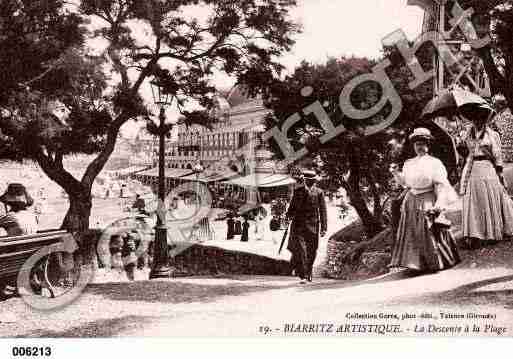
[344,140,386,239]
[345,185,385,239]
[61,191,92,233]
[504,73,513,109]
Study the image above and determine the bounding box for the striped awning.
[180,169,239,183]
[135,168,193,179]
[107,166,148,176]
[224,173,296,188]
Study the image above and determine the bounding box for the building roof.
[407,0,435,10]
[226,85,249,107]
[214,96,231,111]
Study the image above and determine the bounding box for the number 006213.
[11,346,52,357]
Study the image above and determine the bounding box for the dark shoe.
[464,237,479,250]
[307,275,312,282]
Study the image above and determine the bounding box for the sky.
[120,0,425,138]
[213,0,424,88]
[287,0,423,61]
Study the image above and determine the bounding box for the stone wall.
[169,244,291,277]
[323,239,391,280]
[321,220,393,280]
[75,229,291,278]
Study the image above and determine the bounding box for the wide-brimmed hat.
[301,169,320,181]
[301,169,318,180]
[0,183,34,207]
[459,102,495,121]
[409,127,434,143]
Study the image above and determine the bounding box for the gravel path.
[0,275,332,337]
[2,263,513,338]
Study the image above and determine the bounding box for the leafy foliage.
[0,0,300,230]
[457,0,513,105]
[263,55,433,236]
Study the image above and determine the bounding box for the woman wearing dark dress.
[241,216,250,242]
[226,213,235,240]
[234,217,242,237]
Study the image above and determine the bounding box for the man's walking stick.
[278,221,290,255]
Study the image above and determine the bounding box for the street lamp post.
[149,80,175,279]
[193,161,204,204]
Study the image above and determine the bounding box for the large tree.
[0,0,300,232]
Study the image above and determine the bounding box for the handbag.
[269,217,280,232]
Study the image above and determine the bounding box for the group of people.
[2,99,511,284]
[284,100,513,283]
[225,211,266,242]
[389,103,513,274]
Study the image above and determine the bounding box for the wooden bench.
[0,230,72,298]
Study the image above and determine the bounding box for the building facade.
[162,86,279,175]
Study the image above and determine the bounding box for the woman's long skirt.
[390,191,460,272]
[463,161,513,241]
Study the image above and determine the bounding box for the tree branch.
[81,112,129,189]
[20,65,56,87]
[130,37,162,94]
[477,45,507,95]
[159,32,229,62]
[34,148,82,195]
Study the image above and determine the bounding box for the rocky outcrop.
[322,221,393,280]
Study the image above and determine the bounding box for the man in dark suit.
[286,170,327,284]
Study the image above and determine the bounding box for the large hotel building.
[135,86,291,192]
[165,86,272,173]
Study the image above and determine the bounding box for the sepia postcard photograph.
[1,0,513,355]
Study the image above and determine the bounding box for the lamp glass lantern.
[150,79,173,108]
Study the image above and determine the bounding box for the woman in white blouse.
[389,128,460,273]
[458,104,513,246]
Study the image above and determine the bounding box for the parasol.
[421,88,492,119]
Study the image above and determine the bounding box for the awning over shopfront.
[107,166,148,177]
[180,169,239,183]
[136,168,193,179]
[224,173,296,188]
